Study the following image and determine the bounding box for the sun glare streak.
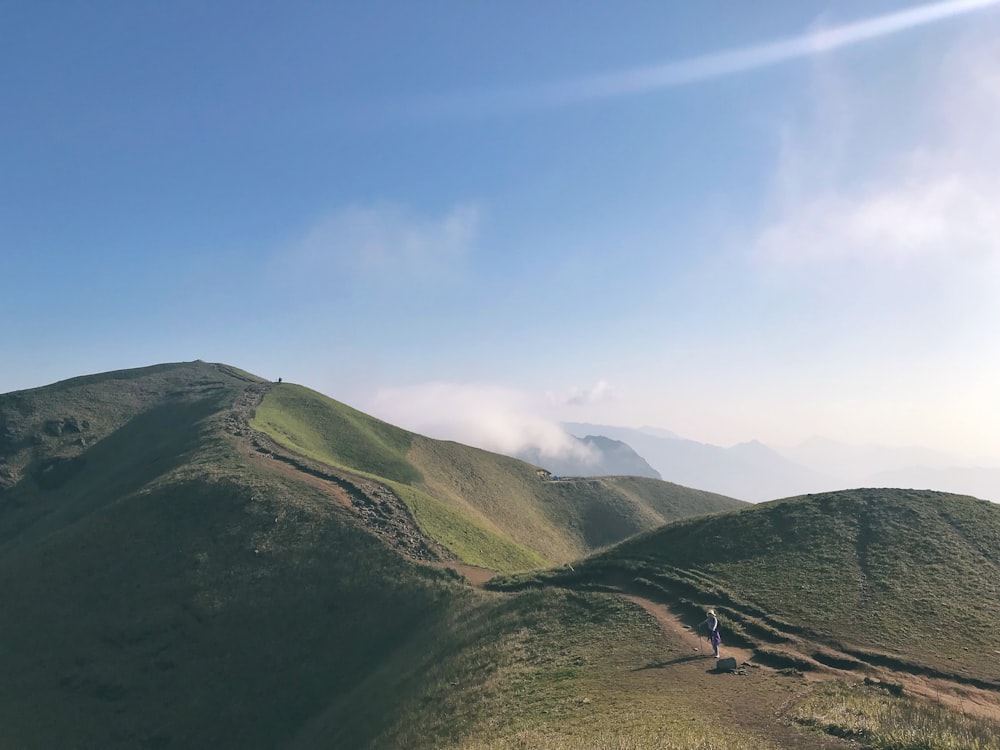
[419,0,1000,117]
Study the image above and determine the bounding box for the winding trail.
[594,585,857,750]
[462,558,1000,728]
[226,378,1000,729]
[619,592,753,665]
[614,576,1000,721]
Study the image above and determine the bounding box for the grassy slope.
[0,363,469,749]
[0,363,769,750]
[570,489,1000,682]
[251,382,745,569]
[0,362,257,543]
[249,383,548,571]
[409,439,744,557]
[288,586,813,750]
[246,380,420,484]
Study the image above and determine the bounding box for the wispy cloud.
[757,173,1000,266]
[755,37,1000,268]
[414,0,1000,117]
[553,379,616,407]
[284,203,481,282]
[737,31,1000,458]
[370,382,596,462]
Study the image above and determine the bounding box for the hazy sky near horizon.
[4,1,1000,464]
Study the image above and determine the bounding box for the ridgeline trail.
[227,380,456,565]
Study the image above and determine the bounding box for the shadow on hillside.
[633,653,709,671]
[1,395,225,545]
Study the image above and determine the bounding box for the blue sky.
[4,1,1000,463]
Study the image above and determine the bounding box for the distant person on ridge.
[701,609,722,658]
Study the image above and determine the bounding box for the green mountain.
[4,362,999,749]
[0,361,761,749]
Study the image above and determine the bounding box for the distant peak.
[637,426,681,440]
[729,439,778,456]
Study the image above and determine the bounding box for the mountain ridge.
[3,361,999,748]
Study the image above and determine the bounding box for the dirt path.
[466,570,1000,744]
[617,581,1000,723]
[620,593,752,665]
[438,562,498,586]
[616,589,856,749]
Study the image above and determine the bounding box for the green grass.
[562,489,1000,683]
[292,586,799,750]
[0,363,471,749]
[450,730,777,750]
[250,382,744,568]
[252,385,552,570]
[792,681,1000,749]
[3,363,996,750]
[390,482,549,571]
[0,361,252,545]
[0,466,467,749]
[405,435,589,562]
[0,360,252,478]
[250,382,421,483]
[409,436,745,558]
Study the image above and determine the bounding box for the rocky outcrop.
[43,416,89,437]
[0,464,15,492]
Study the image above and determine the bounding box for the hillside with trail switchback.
[492,489,1000,693]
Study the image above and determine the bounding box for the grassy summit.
[0,362,470,748]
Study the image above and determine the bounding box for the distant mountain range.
[560,423,831,501]
[557,422,1000,503]
[779,435,958,480]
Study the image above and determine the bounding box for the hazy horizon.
[5,1,1000,468]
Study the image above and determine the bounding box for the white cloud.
[755,36,1000,269]
[737,33,1000,462]
[287,202,480,281]
[554,379,617,407]
[757,172,1000,266]
[414,0,1000,117]
[369,382,597,462]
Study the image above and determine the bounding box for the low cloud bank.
[370,382,598,464]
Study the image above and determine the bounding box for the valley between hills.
[1,361,998,749]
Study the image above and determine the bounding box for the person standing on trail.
[701,609,722,658]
